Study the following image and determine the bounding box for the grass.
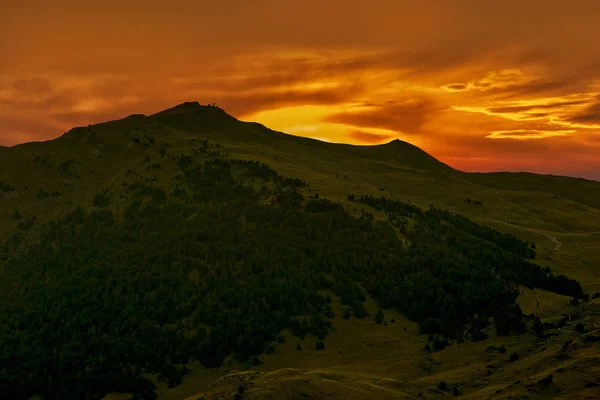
[170,295,600,400]
[1,102,599,399]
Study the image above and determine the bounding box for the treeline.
[348,194,584,336]
[0,151,585,399]
[436,210,535,259]
[351,194,534,258]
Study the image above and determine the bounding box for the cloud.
[566,96,600,124]
[487,99,590,114]
[453,92,600,134]
[442,83,469,92]
[323,99,443,134]
[485,129,576,140]
[11,77,54,95]
[348,130,395,143]
[441,70,576,99]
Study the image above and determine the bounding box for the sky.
[2,1,600,180]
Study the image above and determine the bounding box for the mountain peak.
[151,101,223,117]
[176,101,202,108]
[385,138,412,147]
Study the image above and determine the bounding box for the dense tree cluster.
[304,199,344,213]
[348,195,584,336]
[0,151,585,399]
[0,181,16,193]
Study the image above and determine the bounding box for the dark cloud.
[445,83,468,91]
[323,100,443,134]
[348,131,394,143]
[487,99,590,114]
[567,96,600,124]
[10,77,54,95]
[493,79,577,99]
[215,84,366,116]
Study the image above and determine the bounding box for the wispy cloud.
[486,129,576,140]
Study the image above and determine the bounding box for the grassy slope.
[168,295,600,400]
[1,102,599,399]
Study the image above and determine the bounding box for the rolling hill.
[1,102,599,400]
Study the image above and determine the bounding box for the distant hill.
[1,102,599,400]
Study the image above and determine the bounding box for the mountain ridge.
[2,102,600,219]
[1,101,599,400]
[1,101,599,184]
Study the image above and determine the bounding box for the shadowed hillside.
[1,103,599,400]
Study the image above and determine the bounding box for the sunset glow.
[2,1,600,179]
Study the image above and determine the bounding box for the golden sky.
[2,1,600,179]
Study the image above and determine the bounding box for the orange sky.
[2,1,600,179]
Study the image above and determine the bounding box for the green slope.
[1,102,599,400]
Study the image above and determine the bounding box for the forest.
[0,143,586,399]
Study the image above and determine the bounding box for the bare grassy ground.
[169,297,600,400]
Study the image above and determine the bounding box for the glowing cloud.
[486,129,576,140]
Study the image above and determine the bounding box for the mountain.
[1,103,599,400]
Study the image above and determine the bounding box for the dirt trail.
[491,219,562,251]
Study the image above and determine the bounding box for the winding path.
[490,219,562,251]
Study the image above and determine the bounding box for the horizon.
[2,1,600,180]
[2,100,600,182]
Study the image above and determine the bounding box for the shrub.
[486,345,507,354]
[570,297,580,306]
[537,374,553,387]
[433,336,449,352]
[352,303,368,318]
[93,191,112,208]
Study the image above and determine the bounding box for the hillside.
[1,103,599,400]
